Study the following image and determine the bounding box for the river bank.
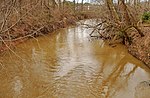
[0,19,149,98]
[0,13,92,52]
[127,24,150,67]
[0,18,150,68]
[82,19,150,68]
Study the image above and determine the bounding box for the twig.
[0,0,16,32]
[0,62,5,71]
[0,0,40,34]
[0,36,27,63]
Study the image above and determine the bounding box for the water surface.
[0,19,150,98]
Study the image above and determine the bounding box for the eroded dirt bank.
[126,24,150,67]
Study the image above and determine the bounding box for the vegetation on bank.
[0,0,150,66]
[142,11,150,23]
[82,0,150,66]
[0,0,95,52]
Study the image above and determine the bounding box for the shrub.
[142,12,150,23]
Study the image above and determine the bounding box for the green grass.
[142,12,150,23]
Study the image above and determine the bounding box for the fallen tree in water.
[82,0,150,67]
[83,21,150,66]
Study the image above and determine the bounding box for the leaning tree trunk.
[73,0,76,12]
[120,0,131,25]
[81,0,84,11]
[52,0,57,9]
[106,0,120,23]
[63,0,66,10]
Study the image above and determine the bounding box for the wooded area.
[0,0,150,65]
[0,1,150,98]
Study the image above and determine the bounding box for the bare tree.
[106,0,120,23]
[81,0,84,11]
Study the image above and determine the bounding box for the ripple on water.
[0,19,150,98]
[12,76,23,97]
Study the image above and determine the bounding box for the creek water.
[0,19,150,98]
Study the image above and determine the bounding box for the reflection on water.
[0,19,150,98]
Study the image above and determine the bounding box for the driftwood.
[81,20,107,37]
[81,19,145,45]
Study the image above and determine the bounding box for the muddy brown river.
[0,20,150,98]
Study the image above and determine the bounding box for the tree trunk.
[19,0,22,19]
[58,0,62,10]
[106,0,120,23]
[133,25,144,37]
[63,0,66,10]
[73,0,76,12]
[81,0,84,11]
[52,0,57,9]
[120,0,131,25]
[106,0,113,19]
